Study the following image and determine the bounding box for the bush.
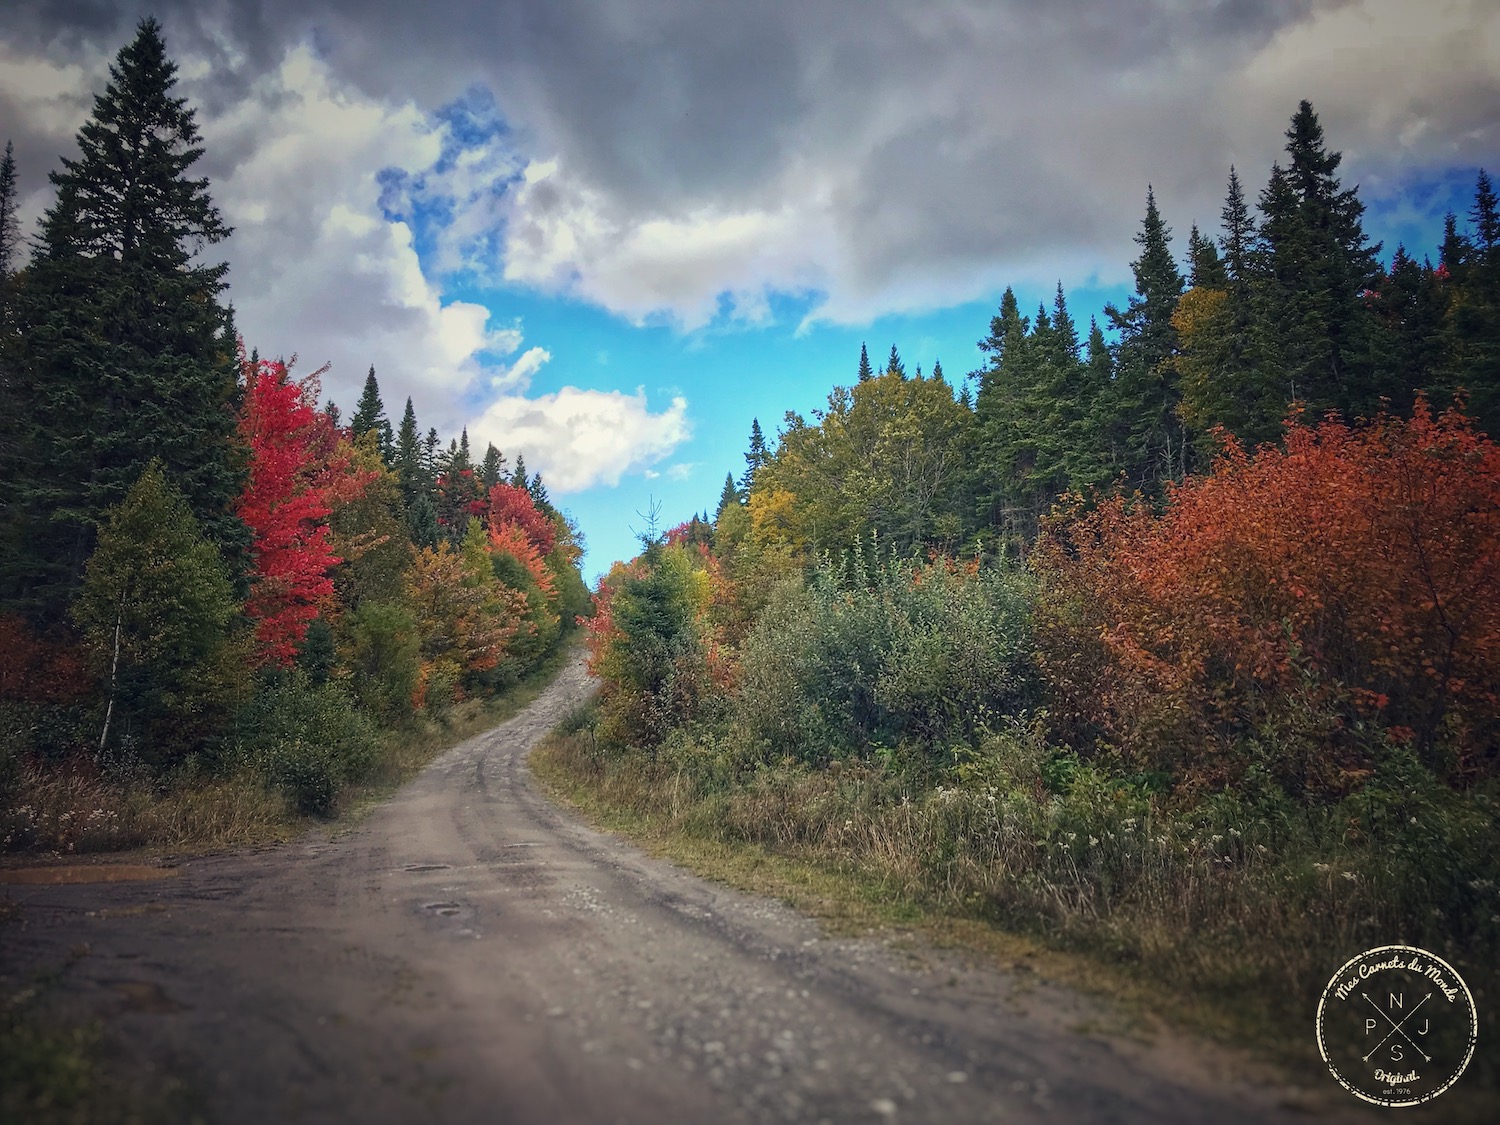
[344,600,421,721]
[734,550,1037,770]
[229,671,377,814]
[1033,400,1500,796]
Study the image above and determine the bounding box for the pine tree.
[1105,186,1188,488]
[0,141,19,484]
[350,365,394,463]
[857,342,873,382]
[0,141,19,285]
[1252,102,1384,421]
[740,418,768,493]
[885,344,906,378]
[971,287,1035,543]
[480,442,505,490]
[1444,170,1500,429]
[1186,224,1228,288]
[716,471,741,518]
[394,397,423,503]
[931,359,945,383]
[1219,166,1254,284]
[72,462,245,766]
[3,19,246,621]
[1470,168,1498,253]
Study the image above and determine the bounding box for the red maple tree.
[236,350,375,667]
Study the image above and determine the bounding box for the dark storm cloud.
[4,0,1498,326]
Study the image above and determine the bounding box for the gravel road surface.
[2,655,1364,1123]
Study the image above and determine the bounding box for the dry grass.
[1,639,580,857]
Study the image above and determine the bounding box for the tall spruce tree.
[3,20,246,621]
[1105,186,1188,488]
[741,418,768,493]
[716,471,741,517]
[480,442,505,490]
[350,365,394,463]
[857,342,873,382]
[0,141,18,287]
[885,344,906,378]
[0,141,19,469]
[1251,102,1384,422]
[1444,170,1500,429]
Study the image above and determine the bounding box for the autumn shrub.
[1033,399,1500,797]
[733,549,1037,771]
[228,670,377,814]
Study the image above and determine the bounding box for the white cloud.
[492,344,552,391]
[201,45,531,428]
[502,159,830,330]
[471,388,690,493]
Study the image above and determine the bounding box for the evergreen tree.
[3,19,245,621]
[350,365,394,463]
[1218,166,1255,284]
[1443,170,1500,429]
[740,418,768,493]
[480,442,505,490]
[1251,102,1384,421]
[1106,186,1188,487]
[0,141,19,285]
[394,397,423,501]
[527,471,552,513]
[511,454,529,489]
[1186,224,1228,288]
[931,359,945,383]
[716,471,742,518]
[885,344,906,378]
[972,287,1035,543]
[1472,168,1499,253]
[72,462,245,766]
[0,141,19,479]
[857,342,873,382]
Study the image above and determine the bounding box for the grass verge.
[531,712,1498,1124]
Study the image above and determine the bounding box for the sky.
[2,0,1498,580]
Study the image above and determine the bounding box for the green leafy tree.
[3,19,245,621]
[72,463,247,767]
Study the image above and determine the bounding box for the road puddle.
[0,864,179,885]
[423,901,463,916]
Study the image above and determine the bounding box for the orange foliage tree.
[1034,398,1500,795]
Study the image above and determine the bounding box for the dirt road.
[3,655,1355,1123]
